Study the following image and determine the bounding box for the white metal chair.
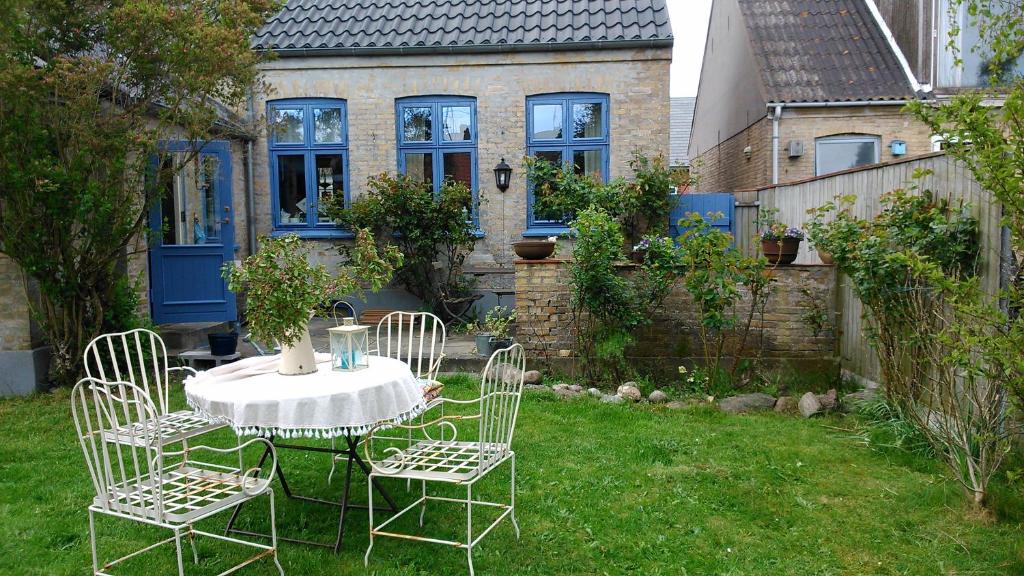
[363,343,525,576]
[71,377,283,576]
[84,328,225,446]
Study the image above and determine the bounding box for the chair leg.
[328,438,338,484]
[510,453,520,540]
[186,525,199,564]
[173,528,185,576]
[268,490,284,576]
[364,475,375,567]
[88,509,99,576]
[466,483,474,576]
[419,480,427,527]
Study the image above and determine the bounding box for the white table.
[184,354,425,552]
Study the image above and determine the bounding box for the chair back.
[71,377,167,522]
[477,343,525,470]
[84,329,173,416]
[375,311,446,380]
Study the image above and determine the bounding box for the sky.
[666,0,713,97]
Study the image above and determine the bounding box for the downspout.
[771,104,782,185]
[245,92,257,256]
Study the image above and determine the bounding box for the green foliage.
[325,173,477,307]
[0,0,278,385]
[224,230,400,347]
[756,207,805,241]
[482,305,516,340]
[853,396,936,459]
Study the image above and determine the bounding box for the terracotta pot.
[761,238,801,266]
[513,240,556,260]
[817,249,834,265]
[279,325,317,375]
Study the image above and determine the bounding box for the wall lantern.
[328,318,369,372]
[493,158,512,192]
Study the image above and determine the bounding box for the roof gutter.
[863,0,924,93]
[256,38,675,58]
[765,99,917,108]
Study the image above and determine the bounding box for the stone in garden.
[718,393,776,414]
[799,392,822,418]
[524,384,548,392]
[774,396,798,414]
[495,363,523,385]
[841,389,878,412]
[617,383,643,402]
[568,384,584,393]
[665,401,688,410]
[601,394,625,404]
[648,390,669,403]
[524,370,543,385]
[817,388,838,412]
[588,387,603,398]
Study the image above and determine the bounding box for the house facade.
[689,0,935,191]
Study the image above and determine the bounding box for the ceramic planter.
[207,332,238,356]
[279,325,317,375]
[761,238,801,266]
[476,333,494,357]
[512,240,556,260]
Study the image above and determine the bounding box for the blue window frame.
[396,96,480,229]
[267,98,350,238]
[525,92,610,236]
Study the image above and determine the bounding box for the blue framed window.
[267,98,350,238]
[525,93,610,236]
[396,96,479,229]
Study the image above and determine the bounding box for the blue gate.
[669,192,735,239]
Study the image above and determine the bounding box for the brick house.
[689,0,933,191]
[0,0,673,394]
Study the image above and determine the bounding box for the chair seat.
[377,439,509,482]
[101,410,225,447]
[93,465,262,525]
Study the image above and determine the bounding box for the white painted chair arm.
[165,438,277,495]
[427,352,446,381]
[363,414,478,474]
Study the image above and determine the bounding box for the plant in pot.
[757,208,804,265]
[476,305,517,356]
[224,230,401,375]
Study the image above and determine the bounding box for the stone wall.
[0,254,31,352]
[255,48,672,279]
[514,259,837,370]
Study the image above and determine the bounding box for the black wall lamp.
[493,158,512,192]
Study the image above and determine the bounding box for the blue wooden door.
[669,192,735,239]
[148,141,237,324]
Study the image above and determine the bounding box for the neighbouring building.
[669,96,695,191]
[689,0,934,191]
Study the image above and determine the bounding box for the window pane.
[404,152,434,186]
[315,155,343,223]
[159,154,219,245]
[198,156,219,240]
[573,103,603,139]
[442,106,472,141]
[314,107,343,143]
[271,108,304,144]
[535,150,562,165]
[532,151,563,223]
[573,149,603,181]
[277,155,307,224]
[532,104,563,140]
[816,140,878,176]
[443,152,472,188]
[403,106,433,142]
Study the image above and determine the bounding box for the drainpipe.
[771,104,782,185]
[245,93,257,256]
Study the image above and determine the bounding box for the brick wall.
[690,117,771,191]
[254,48,672,276]
[514,259,837,365]
[0,255,31,352]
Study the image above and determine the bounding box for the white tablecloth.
[184,354,425,439]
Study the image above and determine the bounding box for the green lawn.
[1,374,1022,575]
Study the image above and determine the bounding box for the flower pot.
[489,336,513,351]
[512,240,556,260]
[207,332,238,356]
[761,238,801,265]
[279,325,317,376]
[817,249,834,265]
[476,333,494,357]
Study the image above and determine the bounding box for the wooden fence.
[731,153,1004,385]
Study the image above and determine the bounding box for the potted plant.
[758,208,804,265]
[224,230,400,375]
[476,305,516,356]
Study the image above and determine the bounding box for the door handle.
[221,217,230,225]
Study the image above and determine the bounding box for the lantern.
[493,158,512,192]
[328,318,369,372]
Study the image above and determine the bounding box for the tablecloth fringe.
[185,396,427,440]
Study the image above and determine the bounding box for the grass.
[1,373,1023,575]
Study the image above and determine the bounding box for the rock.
[551,383,582,398]
[774,396,798,414]
[600,394,625,404]
[841,389,878,412]
[817,388,839,412]
[524,384,548,392]
[665,401,688,410]
[617,383,643,402]
[495,363,523,385]
[588,387,603,398]
[551,383,569,391]
[719,393,776,414]
[568,384,584,393]
[799,392,822,418]
[523,370,543,385]
[648,390,669,403]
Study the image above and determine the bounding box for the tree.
[0,0,279,386]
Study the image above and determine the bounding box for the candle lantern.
[328,318,369,372]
